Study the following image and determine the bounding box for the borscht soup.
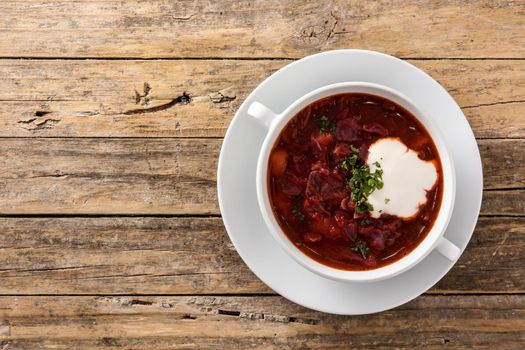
[268,93,443,271]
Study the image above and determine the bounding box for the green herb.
[339,153,359,171]
[349,163,383,214]
[317,116,336,133]
[340,148,384,214]
[352,239,369,259]
[295,241,303,246]
[384,198,390,204]
[361,219,369,226]
[291,204,305,221]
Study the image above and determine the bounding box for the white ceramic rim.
[255,82,456,282]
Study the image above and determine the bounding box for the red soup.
[268,93,443,270]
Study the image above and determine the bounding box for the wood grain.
[0,1,523,59]
[0,59,523,138]
[0,138,521,215]
[0,0,522,345]
[482,190,525,217]
[0,138,218,215]
[0,217,522,294]
[0,295,523,349]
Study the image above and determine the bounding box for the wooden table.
[0,1,523,348]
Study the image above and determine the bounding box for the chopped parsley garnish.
[340,147,384,214]
[339,154,359,171]
[291,204,305,221]
[291,197,306,222]
[384,198,390,204]
[317,116,336,134]
[352,239,369,259]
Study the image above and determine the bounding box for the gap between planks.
[0,57,523,61]
[0,292,523,297]
[0,136,521,140]
[0,214,521,218]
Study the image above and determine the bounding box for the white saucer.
[217,50,483,315]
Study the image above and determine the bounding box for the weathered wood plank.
[480,140,525,190]
[0,138,522,215]
[0,59,523,138]
[434,217,525,293]
[0,218,267,294]
[0,295,523,349]
[0,217,522,294]
[481,190,525,217]
[0,138,219,215]
[0,1,523,58]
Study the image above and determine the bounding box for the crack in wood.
[34,111,52,117]
[129,299,173,308]
[25,173,70,179]
[326,10,339,39]
[135,82,152,106]
[96,297,173,309]
[17,117,37,124]
[3,173,213,184]
[208,90,236,103]
[172,14,195,21]
[462,100,525,109]
[98,337,119,347]
[123,92,191,115]
[217,309,320,325]
[45,271,235,282]
[298,10,340,43]
[17,117,60,130]
[217,309,240,316]
[181,314,197,320]
[0,265,105,274]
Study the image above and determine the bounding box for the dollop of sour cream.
[366,138,438,219]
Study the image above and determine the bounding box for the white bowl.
[248,82,459,283]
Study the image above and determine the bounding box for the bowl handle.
[435,237,461,261]
[247,101,278,129]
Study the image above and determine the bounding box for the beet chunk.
[309,217,344,240]
[311,132,334,160]
[332,143,353,160]
[363,254,378,267]
[335,211,357,241]
[363,123,388,136]
[304,232,323,243]
[305,169,345,204]
[303,167,346,219]
[340,197,356,214]
[335,119,362,142]
[280,174,304,196]
[290,155,311,176]
[365,229,386,253]
[303,197,330,218]
[358,220,402,254]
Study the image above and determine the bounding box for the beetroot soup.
[268,93,443,271]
